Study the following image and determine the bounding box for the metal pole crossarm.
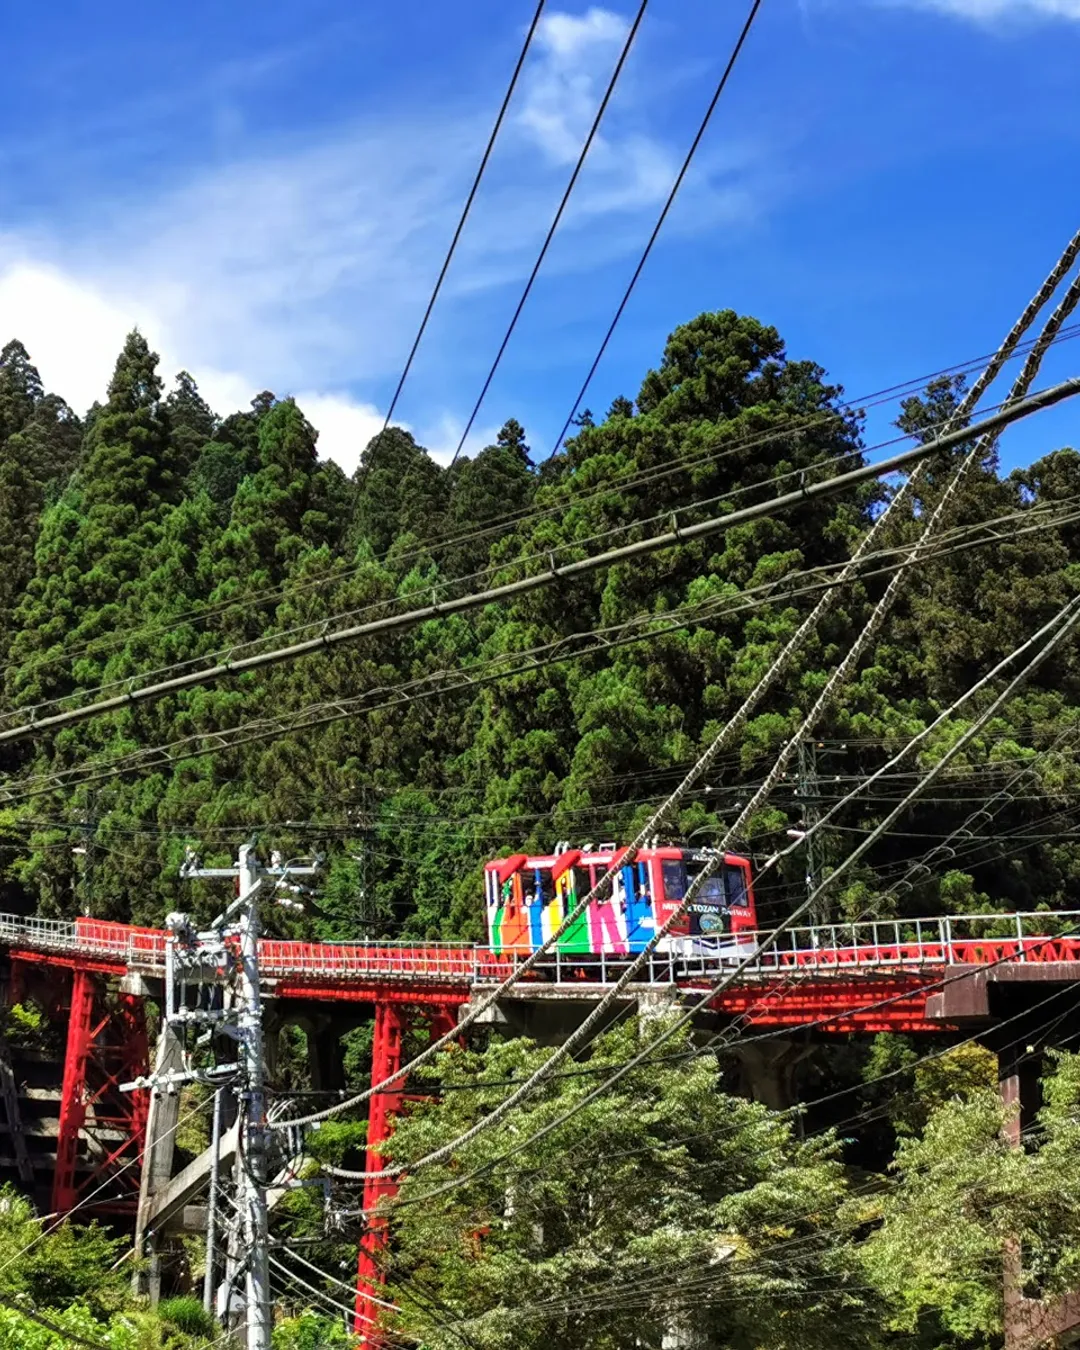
[159,845,276,1349]
[1,377,1077,749]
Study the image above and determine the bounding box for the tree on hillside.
[5,330,177,709]
[859,1050,1080,1345]
[382,1021,880,1350]
[0,348,82,658]
[0,340,44,443]
[165,370,217,481]
[444,418,536,578]
[352,427,448,558]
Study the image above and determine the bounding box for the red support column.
[117,993,151,1166]
[355,1002,409,1342]
[52,968,97,1215]
[354,1001,461,1343]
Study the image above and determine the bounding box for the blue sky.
[1,0,1079,472]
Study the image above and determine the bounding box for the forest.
[2,310,1080,1346]
[1,310,1079,940]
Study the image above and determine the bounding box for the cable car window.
[536,871,555,906]
[697,872,725,905]
[662,861,688,901]
[724,864,748,908]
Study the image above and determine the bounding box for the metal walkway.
[2,909,1077,987]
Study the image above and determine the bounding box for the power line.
[447,0,651,466]
[0,422,898,725]
[381,0,548,431]
[402,594,1080,1201]
[268,384,1080,1140]
[549,0,765,456]
[371,975,1080,1341]
[1,378,1074,757]
[318,591,1080,1181]
[282,240,1080,1147]
[1,498,1068,808]
[9,319,1078,701]
[0,1293,114,1350]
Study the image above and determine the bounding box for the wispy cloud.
[0,8,770,473]
[514,6,680,218]
[880,0,1080,20]
[517,8,632,165]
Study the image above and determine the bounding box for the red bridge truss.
[0,907,1077,1341]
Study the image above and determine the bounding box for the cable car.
[484,842,757,963]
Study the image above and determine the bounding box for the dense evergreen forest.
[2,314,1080,1347]
[1,310,1078,939]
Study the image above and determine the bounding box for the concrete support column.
[1000,1043,1080,1348]
[308,1018,346,1093]
[133,1020,185,1303]
[637,988,678,1027]
[728,1038,811,1113]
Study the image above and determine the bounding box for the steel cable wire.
[278,235,1080,1150]
[328,592,1080,1184]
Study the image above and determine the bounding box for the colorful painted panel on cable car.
[484,845,759,956]
[631,859,661,951]
[501,872,531,952]
[557,867,592,955]
[485,862,530,954]
[587,865,629,954]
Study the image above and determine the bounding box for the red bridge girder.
[52,969,149,1216]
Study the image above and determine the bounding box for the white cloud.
[293,392,387,474]
[0,254,386,472]
[515,6,677,215]
[422,413,504,468]
[0,15,766,476]
[0,259,148,414]
[518,8,630,165]
[883,0,1080,18]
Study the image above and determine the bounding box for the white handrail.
[0,909,1075,985]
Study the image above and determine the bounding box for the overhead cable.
[2,497,1073,806]
[364,594,1080,1197]
[11,320,1078,694]
[381,0,548,432]
[324,250,1080,1174]
[447,0,650,466]
[549,0,765,456]
[2,378,1075,755]
[270,226,1080,1137]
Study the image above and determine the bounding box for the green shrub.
[158,1296,214,1339]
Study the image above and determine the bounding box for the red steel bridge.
[1,908,1077,1206]
[0,908,1078,1340]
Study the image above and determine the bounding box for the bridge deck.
[0,909,1077,986]
[0,909,1075,1034]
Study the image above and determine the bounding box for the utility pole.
[127,844,317,1350]
[796,739,821,922]
[794,739,848,927]
[202,1085,225,1317]
[72,791,97,917]
[181,845,316,1350]
[236,844,271,1350]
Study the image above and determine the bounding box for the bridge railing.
[1,909,1078,985]
[258,940,478,981]
[0,913,83,954]
[474,911,1080,985]
[751,910,1080,971]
